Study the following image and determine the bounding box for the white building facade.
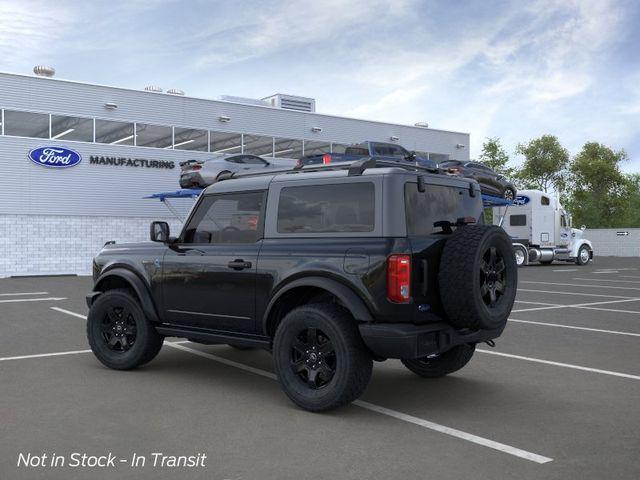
[0,71,470,277]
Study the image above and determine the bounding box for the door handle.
[227,259,252,270]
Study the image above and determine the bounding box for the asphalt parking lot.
[1,257,639,480]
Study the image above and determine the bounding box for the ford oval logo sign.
[513,195,530,206]
[28,146,82,168]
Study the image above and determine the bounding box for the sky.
[1,0,639,171]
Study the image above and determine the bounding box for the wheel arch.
[91,268,160,323]
[262,276,373,337]
[571,239,593,258]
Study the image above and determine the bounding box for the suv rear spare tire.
[438,225,517,330]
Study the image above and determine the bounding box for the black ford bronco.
[86,159,517,412]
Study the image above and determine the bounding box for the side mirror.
[150,221,170,242]
[581,225,586,231]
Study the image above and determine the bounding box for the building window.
[3,110,49,138]
[303,140,330,156]
[95,119,134,145]
[274,137,303,158]
[51,115,94,142]
[135,123,172,149]
[211,132,243,154]
[173,127,208,151]
[243,134,274,156]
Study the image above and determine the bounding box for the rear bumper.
[359,321,505,359]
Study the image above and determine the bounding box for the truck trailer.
[492,189,593,266]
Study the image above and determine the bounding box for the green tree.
[567,142,629,228]
[515,135,569,192]
[479,137,514,177]
[623,174,640,227]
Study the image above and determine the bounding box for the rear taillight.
[191,164,202,170]
[387,255,411,303]
[295,159,302,168]
[448,167,461,174]
[322,153,332,164]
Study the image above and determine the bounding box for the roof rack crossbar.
[219,158,440,181]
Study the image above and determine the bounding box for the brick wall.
[0,214,183,277]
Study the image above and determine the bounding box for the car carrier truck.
[492,189,593,266]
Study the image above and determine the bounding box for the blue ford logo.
[513,195,530,206]
[28,146,82,168]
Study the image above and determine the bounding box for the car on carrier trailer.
[492,189,593,266]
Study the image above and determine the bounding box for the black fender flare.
[90,268,160,323]
[262,276,373,334]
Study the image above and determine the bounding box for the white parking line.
[42,307,552,464]
[576,306,640,315]
[518,288,636,299]
[508,318,640,337]
[552,269,578,272]
[166,343,552,464]
[514,300,561,307]
[51,307,88,319]
[477,349,640,381]
[522,281,640,291]
[0,349,91,362]
[511,297,640,313]
[0,291,49,296]
[0,297,67,304]
[573,277,640,284]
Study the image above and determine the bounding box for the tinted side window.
[277,183,374,233]
[373,144,406,157]
[183,192,265,244]
[240,155,267,165]
[510,215,527,226]
[405,183,480,235]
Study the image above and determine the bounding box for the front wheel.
[273,304,372,412]
[87,289,164,370]
[576,245,591,265]
[402,344,476,378]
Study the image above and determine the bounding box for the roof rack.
[218,157,440,182]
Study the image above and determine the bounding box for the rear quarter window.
[405,182,481,235]
[277,183,374,233]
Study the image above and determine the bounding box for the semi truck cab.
[492,189,593,266]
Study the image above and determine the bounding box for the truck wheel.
[87,289,164,370]
[273,304,372,412]
[514,245,527,267]
[439,225,517,330]
[401,344,475,378]
[576,245,591,265]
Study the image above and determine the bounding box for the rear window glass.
[277,183,374,233]
[510,214,527,226]
[405,182,480,235]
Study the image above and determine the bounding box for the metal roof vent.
[262,94,316,113]
[33,65,55,77]
[414,122,429,128]
[167,88,185,96]
[144,85,163,93]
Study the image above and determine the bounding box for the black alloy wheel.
[290,327,336,389]
[101,305,137,352]
[480,246,506,307]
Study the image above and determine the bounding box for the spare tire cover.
[438,225,517,330]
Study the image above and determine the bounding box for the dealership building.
[0,69,470,277]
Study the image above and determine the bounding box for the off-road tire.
[401,344,476,378]
[87,289,164,370]
[273,303,372,412]
[439,225,517,330]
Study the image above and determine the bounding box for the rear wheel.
[439,225,517,330]
[273,304,372,412]
[503,187,516,201]
[402,344,476,378]
[87,289,164,370]
[514,245,527,267]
